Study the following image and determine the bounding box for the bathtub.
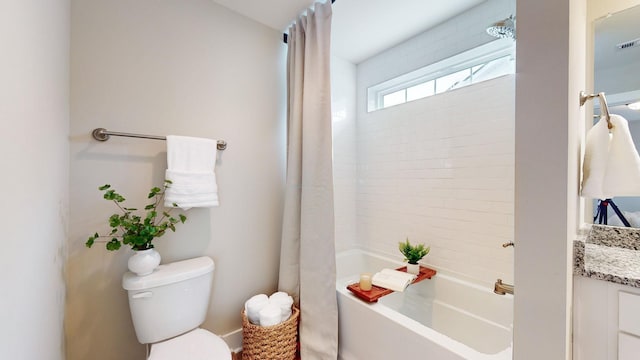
[336,249,513,360]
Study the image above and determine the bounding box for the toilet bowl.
[122,256,231,360]
[148,328,230,360]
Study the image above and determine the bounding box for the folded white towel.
[371,268,417,292]
[164,135,219,209]
[582,114,640,198]
[244,294,269,325]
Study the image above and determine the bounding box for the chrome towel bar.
[91,128,227,150]
[580,91,612,129]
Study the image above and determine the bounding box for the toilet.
[122,256,231,360]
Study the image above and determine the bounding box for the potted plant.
[86,180,187,276]
[398,238,430,275]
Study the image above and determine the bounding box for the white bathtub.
[336,249,513,360]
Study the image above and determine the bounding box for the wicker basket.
[242,306,299,360]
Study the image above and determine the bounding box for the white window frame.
[367,38,516,112]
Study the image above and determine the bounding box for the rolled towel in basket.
[244,294,268,325]
[269,291,289,301]
[259,303,282,327]
[269,292,294,322]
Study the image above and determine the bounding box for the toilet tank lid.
[123,256,214,291]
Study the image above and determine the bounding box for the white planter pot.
[128,248,161,276]
[406,263,420,275]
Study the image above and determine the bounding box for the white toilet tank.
[122,256,215,344]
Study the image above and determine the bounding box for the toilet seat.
[149,328,231,360]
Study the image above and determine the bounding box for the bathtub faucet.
[494,279,514,295]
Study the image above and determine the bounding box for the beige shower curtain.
[278,1,337,359]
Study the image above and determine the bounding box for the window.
[367,39,515,112]
[407,80,434,101]
[435,68,471,94]
[383,89,405,108]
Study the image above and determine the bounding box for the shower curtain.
[278,1,337,359]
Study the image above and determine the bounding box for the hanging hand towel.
[164,135,219,209]
[581,114,640,198]
[581,116,610,198]
[603,114,640,196]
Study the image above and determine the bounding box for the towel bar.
[580,91,612,129]
[91,128,227,150]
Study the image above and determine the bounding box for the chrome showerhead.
[487,15,516,40]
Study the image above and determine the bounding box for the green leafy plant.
[398,238,430,264]
[85,180,187,251]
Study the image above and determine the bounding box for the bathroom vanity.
[573,225,640,360]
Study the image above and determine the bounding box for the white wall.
[0,1,69,359]
[349,0,516,287]
[596,63,640,95]
[66,1,286,359]
[356,76,515,286]
[586,0,640,104]
[514,0,587,358]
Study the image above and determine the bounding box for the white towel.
[603,115,640,196]
[259,303,282,327]
[269,292,294,322]
[581,116,610,198]
[244,294,269,325]
[164,135,219,209]
[581,114,640,198]
[371,268,417,292]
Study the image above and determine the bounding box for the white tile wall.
[331,0,517,286]
[356,76,515,286]
[332,55,358,252]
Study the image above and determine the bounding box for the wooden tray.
[347,266,437,303]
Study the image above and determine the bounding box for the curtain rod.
[91,128,227,150]
[283,0,335,44]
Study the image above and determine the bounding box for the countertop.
[574,224,640,288]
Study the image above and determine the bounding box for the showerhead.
[486,15,516,40]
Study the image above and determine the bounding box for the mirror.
[590,4,640,226]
